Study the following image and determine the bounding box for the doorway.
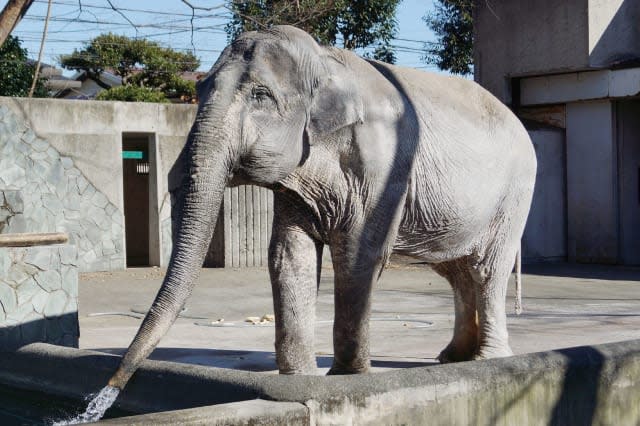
[617,100,640,265]
[122,133,152,266]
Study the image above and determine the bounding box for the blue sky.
[9,0,438,73]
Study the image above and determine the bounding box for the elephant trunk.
[108,112,233,390]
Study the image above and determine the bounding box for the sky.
[9,0,439,74]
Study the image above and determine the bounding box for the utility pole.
[0,0,35,47]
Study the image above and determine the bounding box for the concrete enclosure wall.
[3,340,640,425]
[0,97,276,272]
[211,186,274,268]
[0,244,78,350]
[0,97,197,271]
[0,102,125,272]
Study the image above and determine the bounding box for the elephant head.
[107,25,363,390]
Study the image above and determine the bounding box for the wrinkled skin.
[108,26,536,387]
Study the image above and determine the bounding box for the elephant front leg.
[328,240,389,375]
[268,211,323,375]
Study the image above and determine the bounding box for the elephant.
[107,25,536,389]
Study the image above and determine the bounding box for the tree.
[226,0,401,63]
[423,0,473,75]
[60,33,200,102]
[0,35,48,97]
[0,0,35,48]
[96,85,168,103]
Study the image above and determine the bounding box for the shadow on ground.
[92,347,436,372]
[523,263,640,281]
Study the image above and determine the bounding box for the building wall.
[474,0,590,103]
[0,97,276,271]
[522,127,567,263]
[566,101,618,263]
[0,101,125,271]
[0,97,197,272]
[474,0,640,104]
[588,0,640,67]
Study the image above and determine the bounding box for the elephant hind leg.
[432,258,479,363]
[466,233,521,360]
[468,185,532,360]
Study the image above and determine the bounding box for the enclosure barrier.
[0,232,78,350]
[1,340,638,425]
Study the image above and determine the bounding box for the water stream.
[51,386,120,425]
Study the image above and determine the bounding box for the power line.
[14,2,434,71]
[32,0,231,19]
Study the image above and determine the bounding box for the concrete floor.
[78,260,640,374]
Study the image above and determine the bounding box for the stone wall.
[0,104,124,272]
[0,190,25,234]
[0,244,79,350]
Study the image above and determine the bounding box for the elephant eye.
[251,85,274,105]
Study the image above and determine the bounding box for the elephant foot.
[473,345,514,360]
[437,331,479,363]
[279,366,318,375]
[437,341,477,364]
[276,355,318,375]
[327,360,370,375]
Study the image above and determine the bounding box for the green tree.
[60,33,200,102]
[96,85,168,103]
[226,0,400,63]
[423,0,473,75]
[0,35,48,97]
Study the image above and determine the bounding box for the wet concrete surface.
[78,260,640,373]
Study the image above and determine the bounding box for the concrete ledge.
[97,399,309,425]
[520,67,640,106]
[1,340,639,424]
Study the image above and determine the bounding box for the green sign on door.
[122,150,144,160]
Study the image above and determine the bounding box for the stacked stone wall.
[0,244,79,350]
[0,189,25,234]
[0,105,124,272]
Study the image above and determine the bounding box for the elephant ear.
[305,73,364,145]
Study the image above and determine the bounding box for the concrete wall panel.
[523,128,567,262]
[474,0,590,103]
[589,0,640,67]
[474,0,638,103]
[566,101,618,263]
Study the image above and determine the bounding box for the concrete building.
[474,0,640,264]
[0,97,272,272]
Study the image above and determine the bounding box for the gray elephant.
[108,25,536,389]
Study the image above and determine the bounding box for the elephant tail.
[514,247,523,315]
